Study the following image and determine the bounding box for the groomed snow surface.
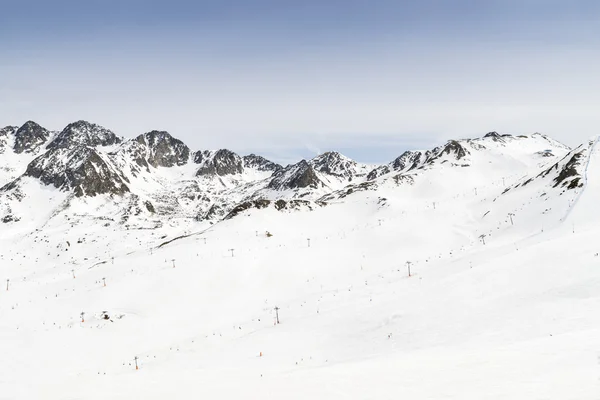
[2,138,600,399]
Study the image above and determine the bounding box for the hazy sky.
[1,0,599,164]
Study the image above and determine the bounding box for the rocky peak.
[438,140,469,160]
[14,121,50,154]
[23,146,129,197]
[131,130,190,168]
[366,150,427,181]
[47,120,121,150]
[267,160,322,190]
[392,151,425,171]
[195,149,244,177]
[308,151,373,183]
[483,131,502,140]
[242,154,282,172]
[310,152,353,175]
[12,120,128,198]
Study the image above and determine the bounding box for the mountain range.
[0,120,589,230]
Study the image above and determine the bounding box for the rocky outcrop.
[223,199,272,220]
[540,148,586,190]
[23,146,129,197]
[223,198,323,220]
[436,140,469,161]
[195,149,244,176]
[310,151,361,180]
[268,160,322,190]
[124,131,190,170]
[0,126,17,154]
[483,132,506,142]
[367,150,428,181]
[242,154,282,172]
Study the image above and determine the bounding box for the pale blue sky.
[1,0,599,163]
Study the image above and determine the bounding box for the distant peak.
[242,154,282,172]
[318,150,341,157]
[19,120,44,130]
[130,130,190,168]
[135,130,180,145]
[312,151,348,161]
[195,149,243,177]
[482,131,510,143]
[13,121,50,154]
[48,120,121,150]
[143,130,173,138]
[484,131,500,138]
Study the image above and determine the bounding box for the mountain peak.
[312,151,346,161]
[268,160,322,190]
[483,131,506,142]
[309,151,367,181]
[47,120,121,150]
[131,130,190,168]
[441,140,468,159]
[195,149,244,177]
[14,121,50,154]
[242,154,282,172]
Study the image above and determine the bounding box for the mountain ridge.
[0,120,580,230]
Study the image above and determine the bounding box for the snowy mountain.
[0,120,379,226]
[2,120,600,399]
[0,121,580,229]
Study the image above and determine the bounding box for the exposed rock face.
[0,126,17,154]
[535,150,555,158]
[195,149,244,176]
[13,121,50,154]
[483,132,505,142]
[537,147,586,190]
[310,152,357,179]
[200,202,227,221]
[368,140,469,181]
[224,199,271,220]
[129,131,190,169]
[24,147,130,197]
[367,150,428,181]
[438,140,469,160]
[223,198,321,220]
[0,126,17,139]
[268,160,322,190]
[393,151,426,170]
[365,165,390,181]
[10,121,129,197]
[242,154,282,172]
[47,120,121,150]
